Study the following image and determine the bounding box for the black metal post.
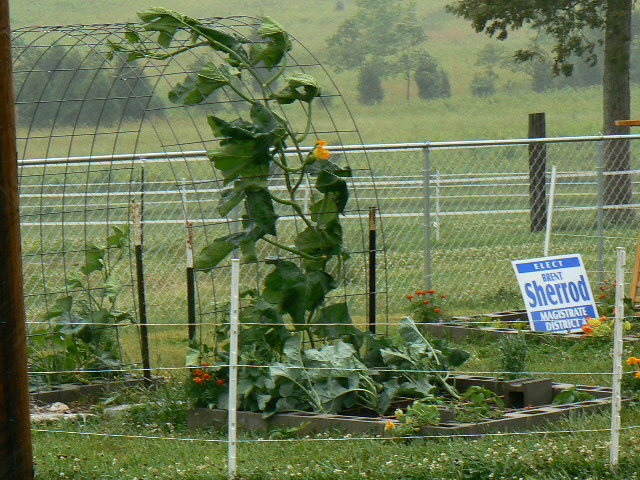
[186,223,197,341]
[529,112,547,232]
[368,207,377,334]
[0,0,35,476]
[133,200,151,386]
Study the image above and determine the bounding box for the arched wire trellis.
[12,17,389,385]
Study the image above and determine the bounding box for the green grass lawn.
[29,332,640,479]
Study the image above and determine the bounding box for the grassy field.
[29,334,640,479]
[9,0,627,146]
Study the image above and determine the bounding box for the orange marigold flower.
[202,373,211,380]
[627,356,640,365]
[194,369,203,377]
[581,324,593,335]
[217,378,226,386]
[312,140,331,160]
[423,300,430,305]
[193,377,204,383]
[427,289,436,294]
[406,294,414,300]
[416,290,425,296]
[599,293,607,299]
[636,371,640,380]
[384,419,395,431]
[434,307,442,313]
[202,363,211,367]
[440,294,446,299]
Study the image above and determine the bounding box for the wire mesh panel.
[13,16,385,384]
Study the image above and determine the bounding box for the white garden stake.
[543,165,557,257]
[610,247,625,471]
[228,258,240,479]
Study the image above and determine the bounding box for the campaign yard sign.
[511,254,597,333]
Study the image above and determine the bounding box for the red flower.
[217,378,226,386]
[440,294,446,298]
[406,294,414,300]
[202,373,211,380]
[194,369,203,377]
[427,289,436,294]
[423,300,430,305]
[599,293,607,299]
[193,377,204,384]
[434,307,442,313]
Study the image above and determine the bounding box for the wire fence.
[19,138,640,478]
[19,135,640,336]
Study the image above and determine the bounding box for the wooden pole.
[528,113,547,233]
[0,0,35,477]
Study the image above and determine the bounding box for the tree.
[327,0,426,103]
[447,0,634,223]
[13,44,157,128]
[414,53,451,100]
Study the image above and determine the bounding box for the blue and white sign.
[511,254,597,333]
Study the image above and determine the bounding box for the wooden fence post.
[529,113,547,233]
[0,0,35,477]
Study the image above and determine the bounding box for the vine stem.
[262,236,322,262]
[270,194,313,228]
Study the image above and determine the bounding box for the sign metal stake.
[610,247,625,471]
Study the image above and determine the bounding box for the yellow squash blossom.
[312,140,330,159]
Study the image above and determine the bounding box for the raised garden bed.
[30,377,156,405]
[421,310,640,343]
[187,374,622,437]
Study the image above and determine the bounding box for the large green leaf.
[272,74,321,104]
[310,195,339,227]
[169,63,233,105]
[42,296,73,320]
[295,226,341,256]
[194,239,235,271]
[249,17,292,68]
[207,115,256,141]
[312,303,363,345]
[250,103,282,136]
[245,189,278,236]
[107,226,129,248]
[263,260,307,325]
[217,188,244,217]
[304,270,336,311]
[137,8,197,47]
[195,25,249,60]
[316,170,349,214]
[81,245,104,275]
[207,141,256,184]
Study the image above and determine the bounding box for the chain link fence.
[19,135,640,350]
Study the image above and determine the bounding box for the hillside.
[8,0,624,142]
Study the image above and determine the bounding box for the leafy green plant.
[29,226,133,387]
[184,317,470,419]
[552,386,595,405]
[498,333,527,379]
[581,280,635,339]
[454,385,505,422]
[111,8,354,350]
[390,399,441,436]
[405,288,447,323]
